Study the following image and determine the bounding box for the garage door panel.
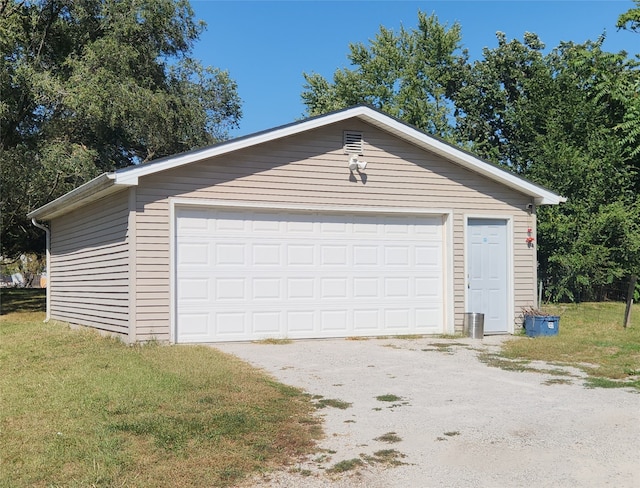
[177,210,210,233]
[287,245,315,265]
[320,310,348,331]
[384,222,410,235]
[215,278,245,300]
[385,309,411,328]
[320,245,348,265]
[252,244,281,266]
[353,309,381,331]
[253,278,281,300]
[353,245,378,265]
[415,244,442,266]
[353,278,379,298]
[215,243,245,265]
[178,278,209,301]
[251,217,281,232]
[179,313,210,341]
[286,310,315,333]
[321,278,348,298]
[287,278,314,299]
[177,242,209,265]
[286,218,314,233]
[252,311,281,334]
[384,246,410,266]
[415,219,443,236]
[385,278,410,297]
[415,307,442,328]
[320,219,348,233]
[215,213,246,231]
[216,312,245,335]
[353,218,379,235]
[416,276,443,297]
[176,208,445,342]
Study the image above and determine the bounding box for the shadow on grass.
[0,288,46,315]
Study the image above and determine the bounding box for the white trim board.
[169,197,454,342]
[28,106,565,221]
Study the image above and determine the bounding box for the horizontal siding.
[50,190,130,337]
[134,120,537,340]
[135,321,170,342]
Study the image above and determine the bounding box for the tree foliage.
[1,0,241,257]
[617,0,640,32]
[302,9,640,302]
[302,12,467,140]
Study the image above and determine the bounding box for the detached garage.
[28,106,564,343]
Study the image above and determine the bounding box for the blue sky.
[189,0,639,137]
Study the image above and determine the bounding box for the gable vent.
[343,131,364,155]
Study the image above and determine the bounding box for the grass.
[4,290,638,484]
[327,458,365,473]
[374,432,402,443]
[499,302,640,390]
[328,449,407,473]
[313,398,352,410]
[422,341,467,353]
[254,337,292,345]
[0,287,45,314]
[0,290,320,487]
[375,394,403,402]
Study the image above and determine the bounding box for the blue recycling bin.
[524,315,560,337]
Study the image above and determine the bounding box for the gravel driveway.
[214,336,640,487]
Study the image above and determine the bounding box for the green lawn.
[500,302,640,389]
[2,289,639,486]
[0,290,320,487]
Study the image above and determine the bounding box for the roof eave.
[27,173,135,221]
[353,108,565,206]
[113,108,369,185]
[27,106,566,220]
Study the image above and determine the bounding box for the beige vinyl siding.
[50,190,130,337]
[135,120,536,340]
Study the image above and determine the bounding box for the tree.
[0,0,242,258]
[617,0,640,32]
[452,35,640,301]
[526,40,640,300]
[302,11,467,140]
[452,31,551,172]
[301,10,640,303]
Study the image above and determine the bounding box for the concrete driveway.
[215,336,640,487]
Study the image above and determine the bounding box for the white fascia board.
[113,109,366,185]
[357,109,566,205]
[113,105,564,205]
[26,173,135,220]
[28,106,564,220]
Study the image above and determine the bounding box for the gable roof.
[28,105,565,220]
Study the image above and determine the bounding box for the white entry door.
[175,207,446,342]
[467,219,509,334]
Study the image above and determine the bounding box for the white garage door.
[175,207,445,342]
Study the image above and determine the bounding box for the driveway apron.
[214,337,640,488]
